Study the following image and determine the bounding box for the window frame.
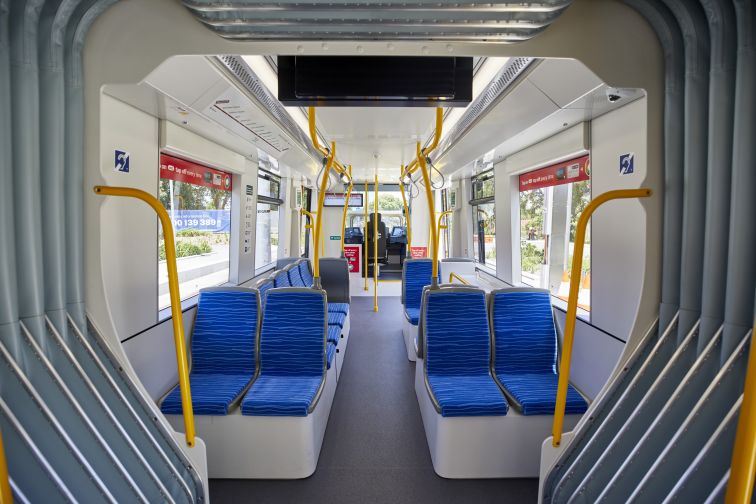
[470,169,496,272]
[255,168,283,271]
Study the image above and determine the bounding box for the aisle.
[209,296,537,503]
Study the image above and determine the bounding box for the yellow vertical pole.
[551,188,652,447]
[313,142,335,286]
[340,166,353,255]
[399,166,412,248]
[725,320,756,504]
[364,181,369,291]
[373,175,378,312]
[0,429,11,504]
[93,186,195,447]
[417,143,439,286]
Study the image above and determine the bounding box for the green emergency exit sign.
[330,235,341,240]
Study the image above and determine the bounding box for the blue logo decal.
[115,150,130,173]
[619,153,634,175]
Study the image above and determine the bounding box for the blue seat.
[287,264,306,287]
[328,311,346,328]
[402,259,435,326]
[257,279,274,310]
[241,289,326,417]
[161,288,259,415]
[328,302,349,314]
[490,288,587,416]
[299,260,314,287]
[423,288,508,417]
[327,343,336,369]
[273,269,291,288]
[327,325,341,344]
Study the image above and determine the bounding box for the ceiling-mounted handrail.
[551,188,652,447]
[401,107,444,180]
[93,186,195,448]
[308,106,352,184]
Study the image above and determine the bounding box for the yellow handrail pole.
[340,166,354,255]
[417,142,439,287]
[437,210,453,260]
[449,272,470,285]
[400,107,443,180]
[0,429,11,504]
[93,185,195,447]
[313,141,336,286]
[551,188,652,447]
[373,174,378,312]
[364,181,369,291]
[725,319,756,504]
[399,166,412,248]
[308,106,329,158]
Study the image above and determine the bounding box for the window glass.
[519,155,591,310]
[472,202,496,269]
[256,202,279,268]
[472,171,495,201]
[158,153,232,311]
[257,169,281,200]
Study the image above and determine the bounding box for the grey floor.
[209,296,538,503]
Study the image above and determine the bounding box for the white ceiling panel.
[526,58,603,108]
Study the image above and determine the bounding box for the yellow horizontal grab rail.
[448,272,470,285]
[93,185,195,447]
[726,320,756,504]
[551,188,652,447]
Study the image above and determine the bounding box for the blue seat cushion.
[426,375,509,417]
[327,325,341,344]
[328,311,346,327]
[328,303,349,314]
[496,373,587,416]
[161,374,252,416]
[327,343,336,369]
[241,375,323,416]
[404,307,420,325]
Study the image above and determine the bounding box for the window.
[158,153,232,310]
[255,166,283,270]
[519,155,591,310]
[471,170,495,270]
[299,187,312,257]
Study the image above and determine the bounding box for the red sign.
[410,246,428,259]
[160,153,232,192]
[344,245,361,273]
[519,155,590,192]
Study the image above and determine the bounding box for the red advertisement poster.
[344,245,361,274]
[410,246,428,259]
[160,153,232,192]
[518,155,590,192]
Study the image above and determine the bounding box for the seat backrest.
[319,257,350,304]
[402,259,435,308]
[416,283,480,359]
[489,288,557,375]
[259,288,326,377]
[440,258,477,282]
[191,287,259,376]
[256,278,274,309]
[273,267,292,288]
[287,260,306,287]
[423,287,491,377]
[299,259,314,286]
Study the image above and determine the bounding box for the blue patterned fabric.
[273,269,291,288]
[491,290,557,374]
[328,303,349,314]
[328,311,346,328]
[404,307,420,325]
[288,266,306,287]
[327,343,336,369]
[161,374,252,415]
[241,289,325,416]
[241,376,323,416]
[328,325,341,344]
[258,280,274,310]
[299,261,314,287]
[497,373,587,415]
[424,290,508,417]
[160,289,258,416]
[491,289,586,415]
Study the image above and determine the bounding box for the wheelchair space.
[209,296,537,504]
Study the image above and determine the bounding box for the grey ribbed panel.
[183,0,572,41]
[722,0,756,358]
[660,0,710,342]
[697,0,736,351]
